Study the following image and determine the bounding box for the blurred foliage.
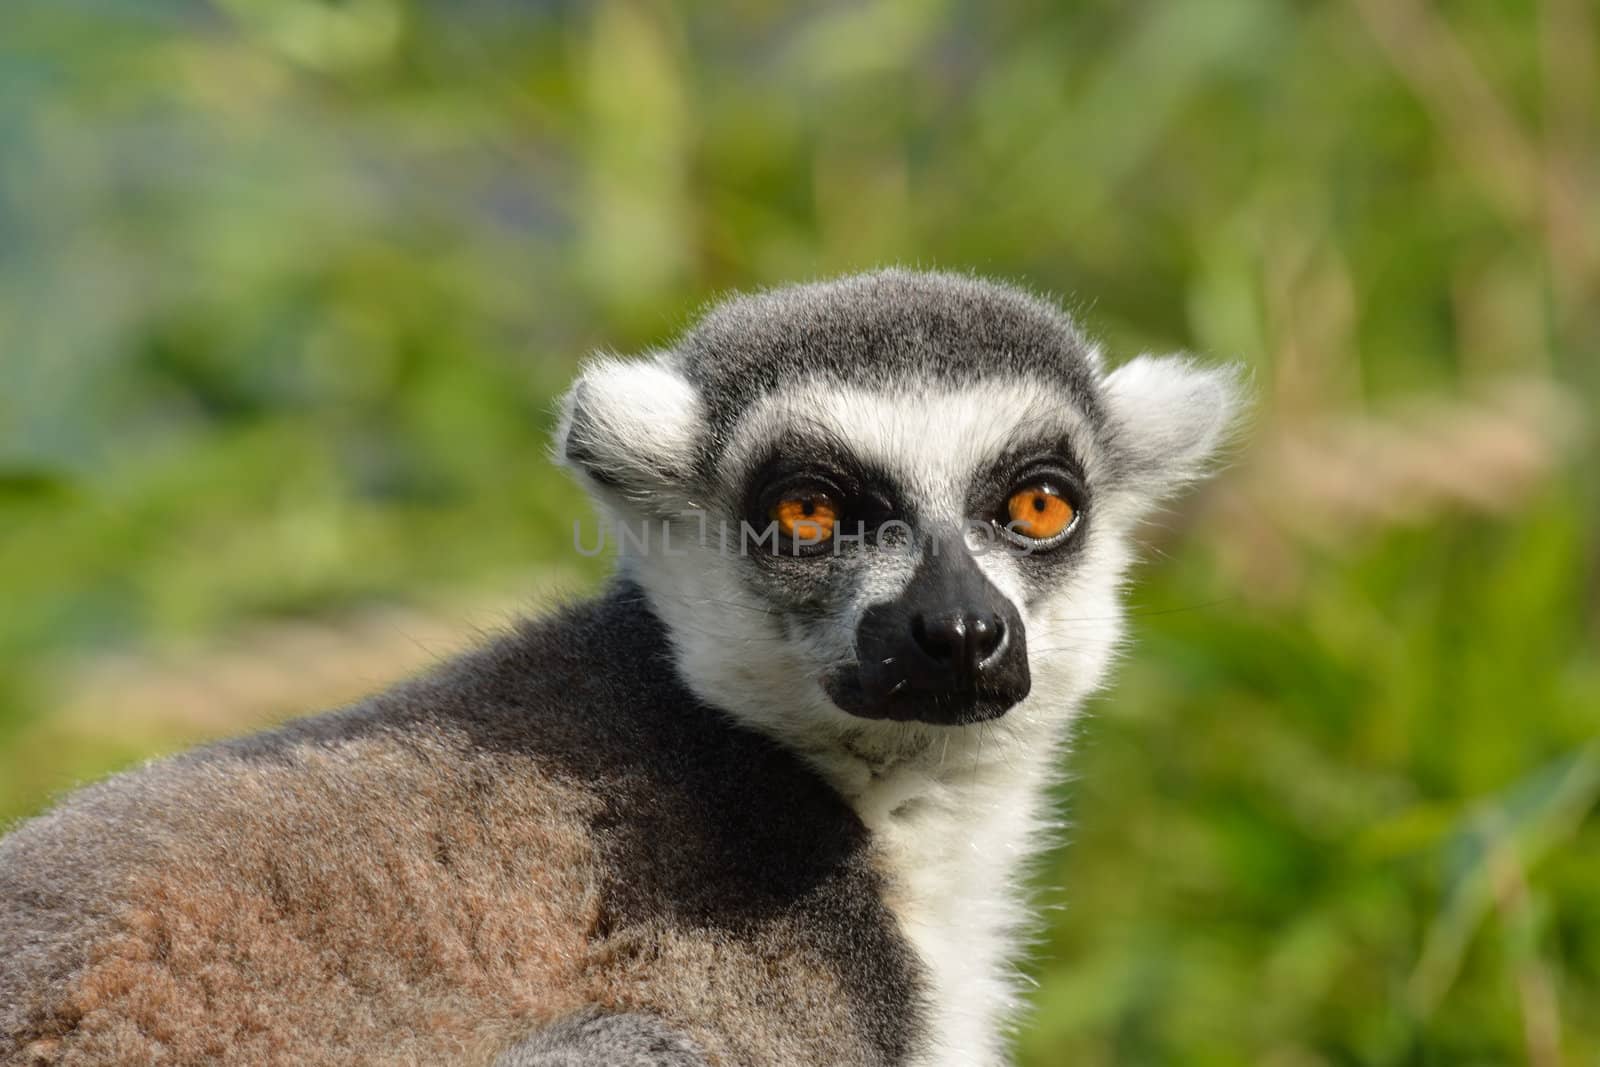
[1,0,1597,1062]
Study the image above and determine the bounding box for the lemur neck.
[781,701,1071,917]
[825,704,1070,1067]
[799,702,1068,827]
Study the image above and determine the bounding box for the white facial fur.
[555,351,1242,1067]
[555,356,1239,775]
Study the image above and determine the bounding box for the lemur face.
[715,379,1093,726]
[558,271,1241,746]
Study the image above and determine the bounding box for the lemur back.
[0,585,919,1065]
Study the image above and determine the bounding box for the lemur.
[0,269,1242,1067]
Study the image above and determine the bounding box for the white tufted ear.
[553,353,703,508]
[1101,354,1247,498]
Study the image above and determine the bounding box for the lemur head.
[557,270,1242,766]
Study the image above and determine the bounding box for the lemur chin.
[1,269,1243,1067]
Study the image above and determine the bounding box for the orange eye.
[1006,485,1075,540]
[772,493,839,544]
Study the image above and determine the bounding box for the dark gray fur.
[678,269,1106,464]
[495,1010,706,1067]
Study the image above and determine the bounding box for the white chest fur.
[847,729,1064,1067]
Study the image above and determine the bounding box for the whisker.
[1034,598,1238,626]
[972,722,986,789]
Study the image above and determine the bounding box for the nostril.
[910,613,960,663]
[969,614,1005,663]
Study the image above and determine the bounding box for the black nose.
[910,611,1006,677]
[837,538,1032,724]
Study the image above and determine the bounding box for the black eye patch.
[737,436,906,555]
[965,439,1092,560]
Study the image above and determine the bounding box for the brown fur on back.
[0,586,922,1066]
[3,729,597,1065]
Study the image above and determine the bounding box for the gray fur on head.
[557,268,1241,512]
[552,269,1244,748]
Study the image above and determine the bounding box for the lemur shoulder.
[0,269,1242,1066]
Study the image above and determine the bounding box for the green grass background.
[2,2,1597,1063]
